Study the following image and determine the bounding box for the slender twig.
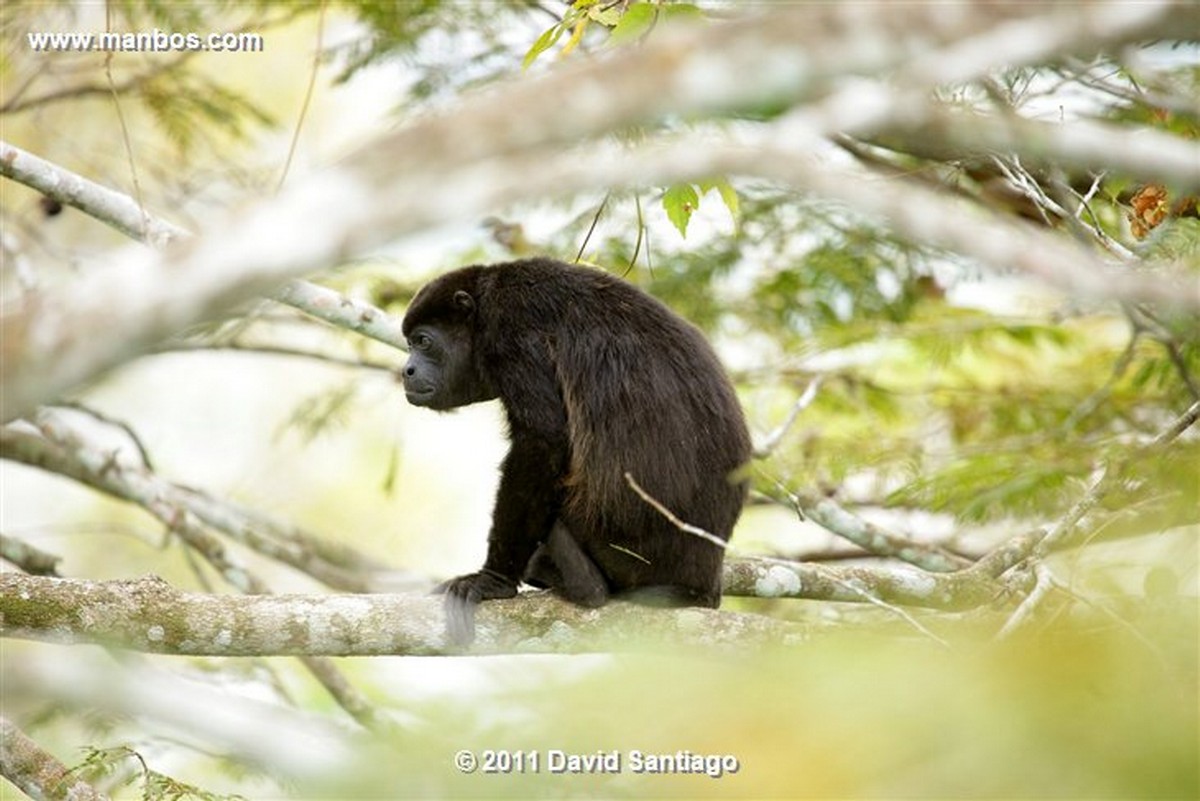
[753,376,824,458]
[995,563,1057,639]
[829,575,953,648]
[575,192,610,263]
[624,472,729,549]
[151,341,398,373]
[52,402,156,471]
[771,476,973,573]
[276,0,328,193]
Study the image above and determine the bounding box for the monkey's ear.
[453,290,475,313]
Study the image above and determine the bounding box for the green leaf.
[523,22,567,70]
[663,183,700,238]
[608,2,657,47]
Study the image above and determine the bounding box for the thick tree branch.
[0,572,804,656]
[723,557,994,610]
[1,551,1025,661]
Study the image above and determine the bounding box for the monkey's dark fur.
[401,258,751,643]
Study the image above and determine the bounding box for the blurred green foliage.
[322,600,1196,798]
[540,181,1200,539]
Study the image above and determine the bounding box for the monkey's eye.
[409,332,433,351]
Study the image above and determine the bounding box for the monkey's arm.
[440,424,568,645]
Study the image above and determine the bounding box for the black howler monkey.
[401,258,750,644]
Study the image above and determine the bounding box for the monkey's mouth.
[404,385,436,405]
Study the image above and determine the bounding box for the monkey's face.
[402,323,495,411]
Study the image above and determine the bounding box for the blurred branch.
[550,135,1200,308]
[2,49,196,115]
[0,140,408,350]
[2,3,1200,422]
[994,563,1058,639]
[346,1,1193,170]
[4,654,355,784]
[1057,56,1200,119]
[0,532,61,576]
[869,110,1200,193]
[4,2,1197,419]
[0,716,106,801]
[0,417,407,592]
[0,140,408,422]
[0,139,186,247]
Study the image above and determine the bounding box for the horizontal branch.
[1,551,1023,659]
[0,573,804,656]
[723,557,994,610]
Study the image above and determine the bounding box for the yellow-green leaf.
[608,2,657,48]
[663,183,700,238]
[523,22,567,70]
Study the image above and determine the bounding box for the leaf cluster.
[76,745,247,801]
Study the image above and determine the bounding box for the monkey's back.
[481,259,750,600]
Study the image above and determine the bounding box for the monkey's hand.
[435,569,518,645]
